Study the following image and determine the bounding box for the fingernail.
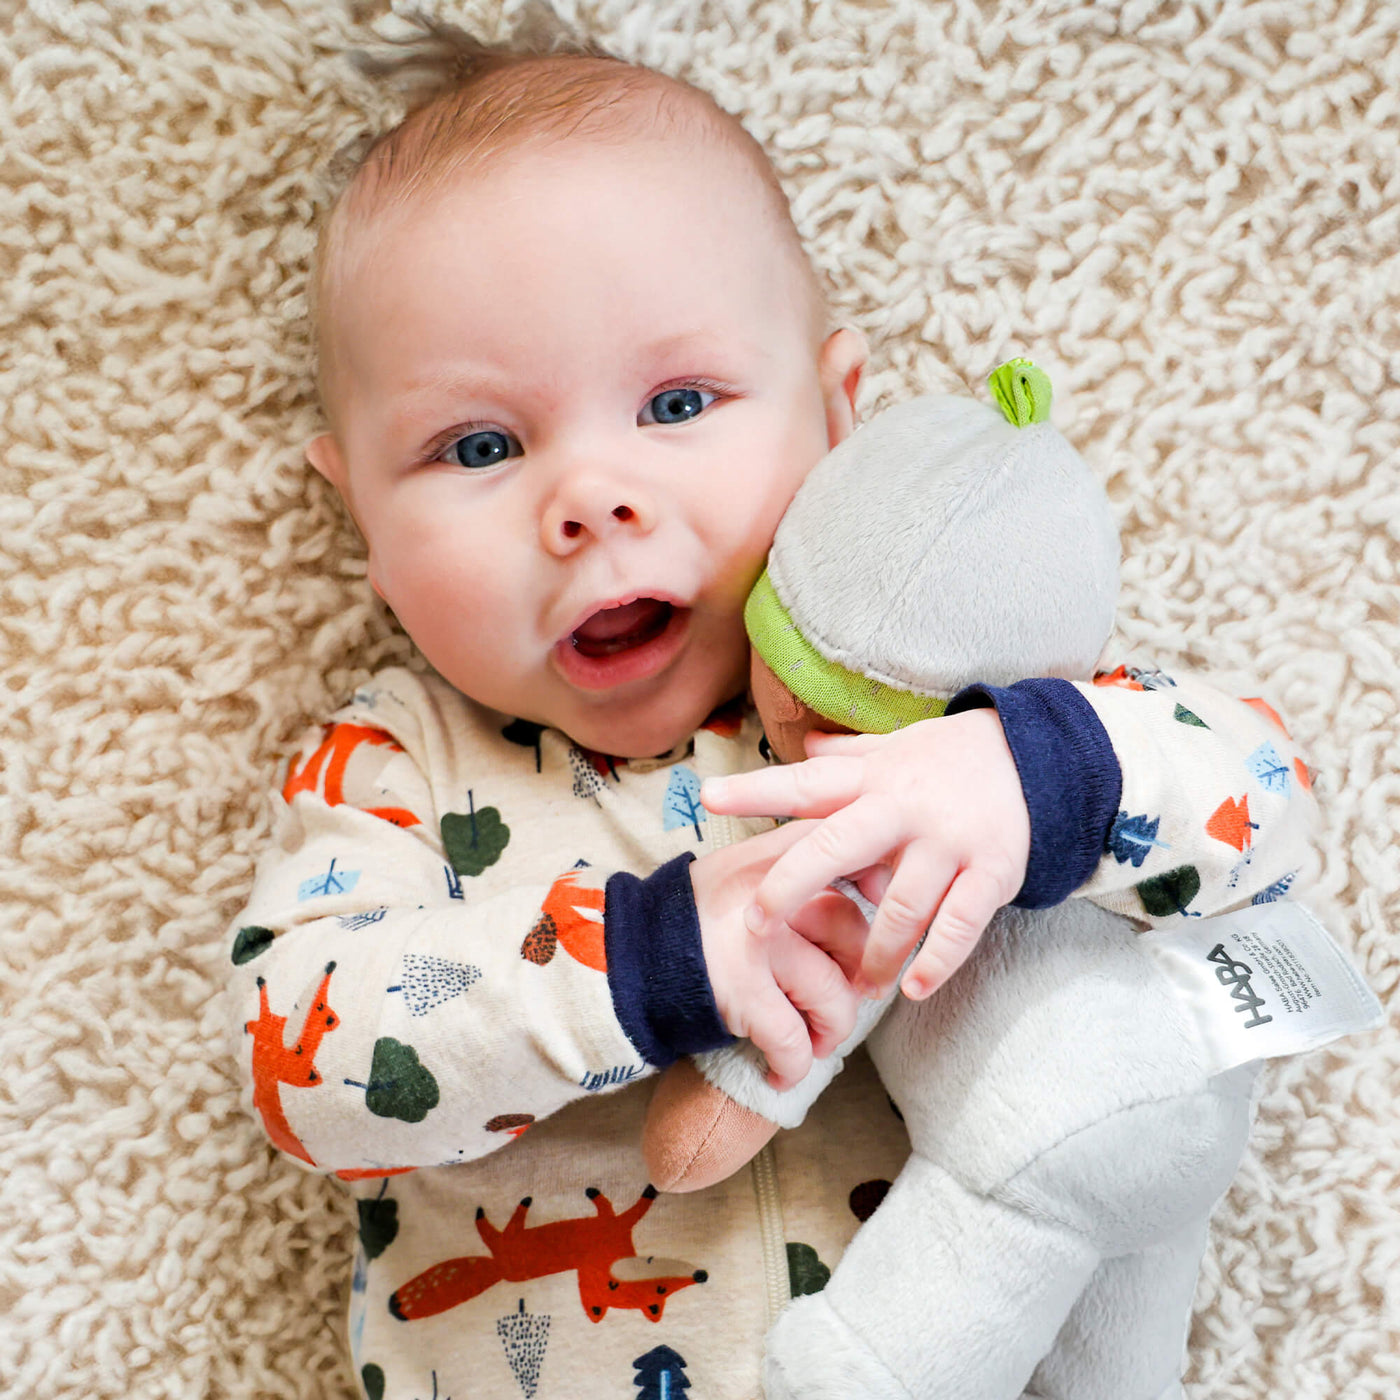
[701,777,725,807]
[744,903,766,936]
[901,974,926,1000]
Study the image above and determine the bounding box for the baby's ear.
[818,328,868,447]
[305,434,383,598]
[305,433,348,492]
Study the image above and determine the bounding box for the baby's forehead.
[313,57,823,410]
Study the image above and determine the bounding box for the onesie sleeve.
[225,670,729,1179]
[949,666,1318,924]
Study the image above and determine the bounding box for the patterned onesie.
[227,662,1314,1400]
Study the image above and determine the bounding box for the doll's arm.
[644,954,898,1192]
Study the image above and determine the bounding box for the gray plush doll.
[642,363,1274,1399]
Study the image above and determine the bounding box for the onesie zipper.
[750,1142,790,1326]
[708,800,790,1327]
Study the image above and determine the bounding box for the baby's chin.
[556,674,746,759]
[558,700,722,760]
[548,638,750,758]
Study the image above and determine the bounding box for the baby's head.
[307,32,866,757]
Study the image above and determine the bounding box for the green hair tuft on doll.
[987,357,1052,427]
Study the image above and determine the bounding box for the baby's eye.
[442,429,521,469]
[639,387,717,426]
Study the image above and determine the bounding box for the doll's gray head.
[749,376,1120,728]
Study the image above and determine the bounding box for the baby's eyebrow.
[387,365,517,430]
[633,330,768,370]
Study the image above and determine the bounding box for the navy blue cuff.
[604,853,734,1068]
[948,679,1122,909]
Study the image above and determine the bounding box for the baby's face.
[311,132,862,757]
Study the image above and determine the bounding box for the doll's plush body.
[642,367,1260,1400]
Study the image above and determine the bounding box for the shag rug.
[2,1,1397,1396]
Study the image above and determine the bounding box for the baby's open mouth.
[570,599,676,658]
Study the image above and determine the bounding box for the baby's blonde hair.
[311,9,827,422]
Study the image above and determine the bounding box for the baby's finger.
[749,796,898,934]
[802,729,885,757]
[786,888,871,981]
[743,983,816,1089]
[769,933,861,1061]
[851,863,893,907]
[700,756,865,819]
[900,866,1010,999]
[858,845,957,993]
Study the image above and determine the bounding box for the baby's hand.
[701,709,1030,1000]
[689,823,867,1089]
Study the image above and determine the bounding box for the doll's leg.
[1019,1216,1211,1400]
[763,1154,1099,1400]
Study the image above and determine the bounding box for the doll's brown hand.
[701,709,1029,1000]
[642,1059,782,1193]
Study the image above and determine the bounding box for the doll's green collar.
[745,570,948,734]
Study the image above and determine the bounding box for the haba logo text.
[1208,943,1273,1030]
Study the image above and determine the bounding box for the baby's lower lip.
[553,605,691,691]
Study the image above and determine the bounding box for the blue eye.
[640,387,716,426]
[443,429,520,469]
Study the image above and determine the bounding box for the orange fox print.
[246,962,341,1167]
[521,871,608,971]
[246,964,413,1183]
[1092,665,1145,691]
[284,722,422,828]
[389,1187,707,1323]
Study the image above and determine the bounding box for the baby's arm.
[227,670,855,1177]
[703,670,1318,999]
[1049,668,1317,918]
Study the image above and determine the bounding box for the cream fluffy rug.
[2,1,1397,1396]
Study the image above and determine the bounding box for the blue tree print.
[1106,812,1171,868]
[1252,871,1297,904]
[663,767,706,840]
[1246,742,1291,794]
[297,857,361,901]
[633,1345,691,1399]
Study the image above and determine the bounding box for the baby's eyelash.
[649,376,735,401]
[416,422,502,464]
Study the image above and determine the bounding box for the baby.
[228,28,1317,1400]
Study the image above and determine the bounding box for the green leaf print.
[441,789,510,877]
[231,925,275,964]
[786,1241,831,1296]
[357,1188,400,1261]
[1172,703,1208,728]
[502,718,546,772]
[351,1038,441,1123]
[1136,865,1202,918]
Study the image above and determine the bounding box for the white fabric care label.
[1141,903,1384,1076]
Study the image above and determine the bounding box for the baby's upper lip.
[558,591,689,644]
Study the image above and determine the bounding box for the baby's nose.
[542,481,656,552]
[559,504,636,540]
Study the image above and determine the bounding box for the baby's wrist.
[947,679,1121,907]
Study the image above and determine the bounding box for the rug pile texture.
[2,1,1397,1396]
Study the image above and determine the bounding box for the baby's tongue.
[571,599,673,657]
